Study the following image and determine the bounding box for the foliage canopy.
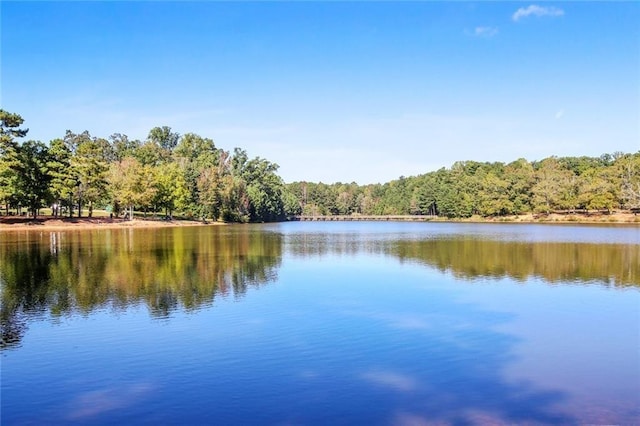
[1,110,638,220]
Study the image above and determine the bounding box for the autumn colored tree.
[617,153,640,209]
[108,157,146,219]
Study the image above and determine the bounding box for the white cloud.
[512,5,565,22]
[555,109,565,119]
[360,370,419,392]
[66,383,155,420]
[474,26,499,38]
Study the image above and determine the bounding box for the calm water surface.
[1,222,639,425]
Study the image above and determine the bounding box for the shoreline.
[293,212,640,225]
[1,212,638,231]
[0,216,225,231]
[445,212,639,225]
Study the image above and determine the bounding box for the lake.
[1,222,639,425]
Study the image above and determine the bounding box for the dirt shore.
[1,212,638,231]
[0,216,223,231]
[455,212,640,224]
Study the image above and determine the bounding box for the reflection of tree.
[392,238,639,287]
[0,227,282,348]
[284,233,638,287]
[285,233,387,258]
[0,240,54,349]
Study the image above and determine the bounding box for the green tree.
[218,150,250,222]
[109,133,140,162]
[235,153,285,222]
[578,168,616,212]
[72,135,109,217]
[0,110,28,141]
[335,189,355,215]
[436,164,475,218]
[412,173,442,216]
[220,174,250,222]
[174,133,219,168]
[504,159,535,214]
[14,141,52,218]
[134,141,170,166]
[173,133,220,216]
[108,157,145,219]
[615,153,640,209]
[154,161,190,218]
[0,110,28,214]
[47,138,74,217]
[197,167,222,220]
[532,157,575,213]
[282,187,302,217]
[148,126,180,151]
[478,172,513,216]
[139,164,158,216]
[378,176,413,215]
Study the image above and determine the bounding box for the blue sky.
[2,1,639,184]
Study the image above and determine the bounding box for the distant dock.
[291,215,437,222]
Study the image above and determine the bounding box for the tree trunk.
[88,201,93,218]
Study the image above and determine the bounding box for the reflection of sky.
[2,223,639,425]
[268,221,640,245]
[459,278,640,416]
[66,383,156,421]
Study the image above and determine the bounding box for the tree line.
[287,153,640,218]
[2,109,639,221]
[1,110,291,222]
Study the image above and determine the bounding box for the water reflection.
[284,231,639,287]
[315,296,574,424]
[1,224,638,424]
[0,227,282,349]
[392,238,639,287]
[2,224,637,350]
[284,232,388,257]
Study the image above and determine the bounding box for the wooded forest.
[1,109,639,221]
[287,152,640,218]
[1,110,291,222]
